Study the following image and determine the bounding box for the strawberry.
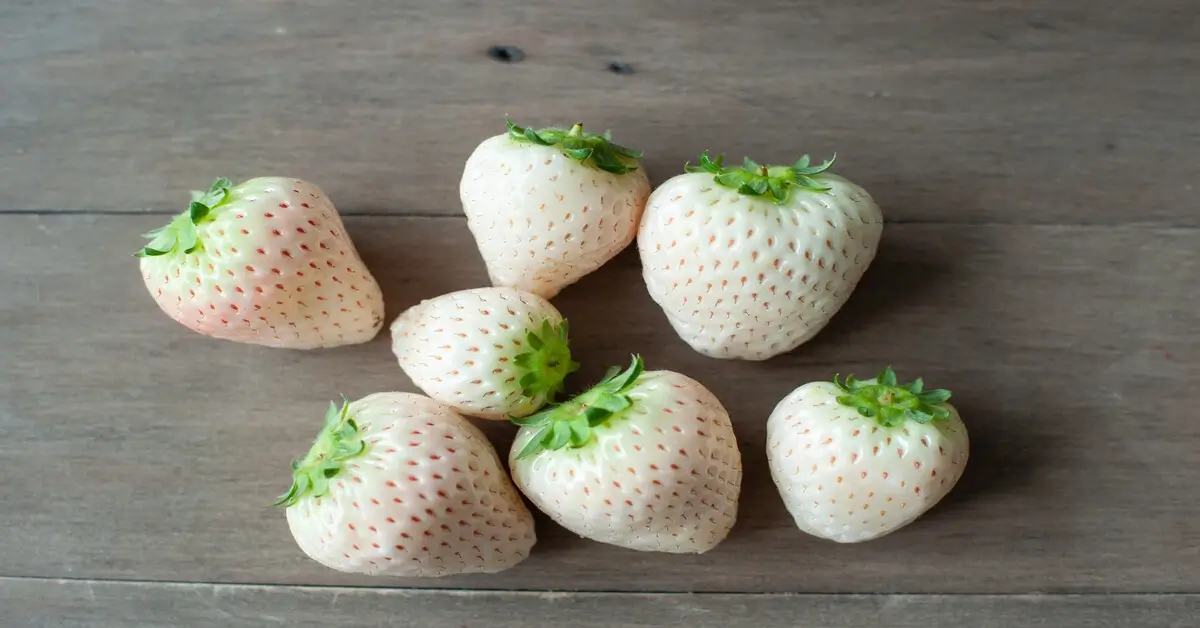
[765,367,969,543]
[389,287,579,420]
[459,120,652,299]
[276,392,537,577]
[637,153,883,360]
[508,356,742,554]
[136,177,384,349]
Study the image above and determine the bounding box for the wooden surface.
[4,579,1198,628]
[2,0,1197,626]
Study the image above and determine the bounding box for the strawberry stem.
[512,318,580,405]
[833,367,952,428]
[134,177,232,258]
[684,152,836,204]
[505,119,643,175]
[273,397,367,507]
[510,354,644,459]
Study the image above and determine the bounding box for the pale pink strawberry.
[278,392,537,577]
[508,356,742,554]
[638,153,883,360]
[766,367,969,543]
[390,287,579,420]
[137,177,384,349]
[459,120,651,299]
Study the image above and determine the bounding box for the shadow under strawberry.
[799,229,959,356]
[930,395,1051,513]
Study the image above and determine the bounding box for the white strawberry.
[389,287,579,420]
[508,356,742,554]
[277,392,537,577]
[766,367,969,543]
[637,153,883,360]
[459,120,652,299]
[137,177,384,349]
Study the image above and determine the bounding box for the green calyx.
[685,151,836,204]
[273,397,367,507]
[513,318,580,401]
[510,354,645,459]
[833,367,952,428]
[505,119,643,175]
[134,177,232,257]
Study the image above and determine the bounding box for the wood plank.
[2,0,1197,225]
[0,215,1197,593]
[3,578,1198,628]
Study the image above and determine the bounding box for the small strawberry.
[389,287,579,420]
[277,392,537,577]
[508,356,742,554]
[459,120,652,299]
[136,177,384,349]
[765,367,969,543]
[637,153,883,360]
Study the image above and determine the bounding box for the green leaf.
[831,368,954,428]
[568,417,591,447]
[549,420,571,450]
[135,245,171,258]
[322,401,340,427]
[598,365,622,385]
[510,408,553,427]
[584,406,614,427]
[607,355,644,392]
[796,175,831,192]
[906,408,934,423]
[919,389,951,403]
[691,151,838,200]
[742,178,769,196]
[189,201,210,223]
[208,177,232,195]
[515,424,552,459]
[590,393,631,414]
[767,180,788,204]
[715,171,747,189]
[274,397,367,507]
[177,228,200,254]
[524,127,552,145]
[879,406,905,426]
[505,119,641,175]
[513,353,533,368]
[566,148,593,161]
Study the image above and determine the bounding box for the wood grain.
[1,214,1196,593]
[3,578,1197,628]
[3,0,1197,225]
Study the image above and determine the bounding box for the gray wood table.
[2,1,1197,626]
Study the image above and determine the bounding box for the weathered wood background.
[2,0,1197,626]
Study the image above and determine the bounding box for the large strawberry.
[765,367,969,543]
[637,153,883,360]
[136,177,384,349]
[276,392,537,577]
[459,120,652,299]
[508,356,742,554]
[389,287,579,420]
